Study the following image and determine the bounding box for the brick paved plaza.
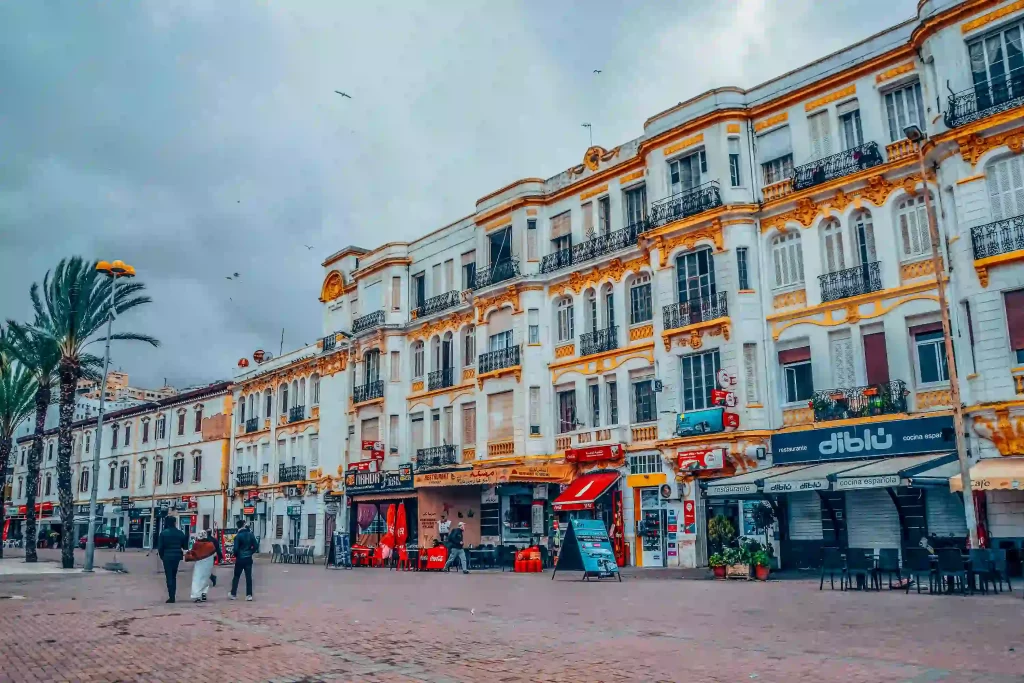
[0,549,1021,682]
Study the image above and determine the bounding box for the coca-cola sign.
[565,444,623,463]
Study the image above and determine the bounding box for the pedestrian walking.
[442,521,469,574]
[155,517,187,603]
[117,530,127,552]
[208,529,223,589]
[185,530,222,602]
[230,521,259,601]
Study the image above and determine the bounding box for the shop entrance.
[638,488,666,567]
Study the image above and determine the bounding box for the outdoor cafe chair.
[271,543,280,563]
[845,548,878,590]
[819,547,846,591]
[990,549,1012,593]
[968,549,995,594]
[936,548,969,595]
[902,547,935,594]
[877,548,902,589]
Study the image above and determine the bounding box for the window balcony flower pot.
[863,387,879,397]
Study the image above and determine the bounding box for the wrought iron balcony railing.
[648,181,722,229]
[474,258,520,289]
[353,380,384,404]
[818,262,882,302]
[288,405,306,423]
[415,445,459,471]
[428,368,455,391]
[539,221,650,274]
[810,380,908,422]
[478,345,521,374]
[971,215,1024,260]
[945,72,1024,128]
[322,334,337,352]
[792,142,884,191]
[278,464,307,483]
[662,292,728,330]
[413,290,461,319]
[245,417,260,434]
[580,325,619,357]
[352,310,385,334]
[236,471,260,487]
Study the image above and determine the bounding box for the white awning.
[704,465,811,497]
[832,453,956,491]
[761,459,873,494]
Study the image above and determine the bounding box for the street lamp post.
[904,125,979,547]
[83,260,136,572]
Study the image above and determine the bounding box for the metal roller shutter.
[845,489,901,549]
[787,492,823,540]
[925,489,967,539]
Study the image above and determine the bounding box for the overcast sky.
[0,0,915,389]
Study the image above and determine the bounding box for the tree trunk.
[0,437,10,560]
[25,384,49,563]
[57,361,76,569]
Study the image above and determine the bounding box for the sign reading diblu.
[771,416,954,465]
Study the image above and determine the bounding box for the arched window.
[111,423,119,448]
[194,406,203,432]
[412,342,424,379]
[556,297,574,342]
[601,282,615,331]
[192,453,203,482]
[154,457,164,486]
[771,232,805,288]
[264,389,273,418]
[108,463,117,490]
[291,380,300,408]
[430,336,441,374]
[820,218,846,274]
[119,461,129,489]
[629,274,652,324]
[123,422,131,446]
[851,209,876,264]
[462,326,476,367]
[47,442,54,462]
[311,374,321,406]
[17,477,23,499]
[79,469,89,494]
[239,397,246,425]
[895,194,931,259]
[299,378,306,407]
[44,473,52,496]
[172,453,185,484]
[584,289,598,334]
[364,350,381,383]
[280,384,289,414]
[139,458,147,487]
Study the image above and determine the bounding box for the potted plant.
[753,550,772,580]
[709,552,727,579]
[723,546,748,579]
[707,515,735,555]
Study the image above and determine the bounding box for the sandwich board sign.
[551,518,621,582]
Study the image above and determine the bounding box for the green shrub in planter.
[708,553,726,567]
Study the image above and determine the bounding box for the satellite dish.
[253,349,265,362]
[263,351,274,361]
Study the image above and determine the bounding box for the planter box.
[726,563,751,580]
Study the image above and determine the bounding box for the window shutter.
[743,343,759,404]
[390,351,400,381]
[757,125,792,162]
[529,387,540,427]
[862,332,891,385]
[909,321,943,336]
[411,415,424,451]
[778,346,811,364]
[462,403,476,445]
[582,203,594,235]
[550,212,571,239]
[1005,289,1024,350]
[391,276,401,310]
[362,417,379,441]
[488,390,514,441]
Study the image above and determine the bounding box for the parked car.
[78,530,117,549]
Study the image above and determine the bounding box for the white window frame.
[884,82,925,143]
[629,275,653,325]
[914,331,950,385]
[771,231,805,289]
[556,297,574,343]
[895,194,931,260]
[783,361,814,404]
[412,342,424,379]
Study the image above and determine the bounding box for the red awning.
[552,471,620,512]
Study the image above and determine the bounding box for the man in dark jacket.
[155,517,188,603]
[230,521,259,601]
[442,521,469,574]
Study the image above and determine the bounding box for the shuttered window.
[743,343,759,404]
[988,155,1024,220]
[808,110,832,160]
[772,232,804,288]
[488,391,514,441]
[411,414,424,451]
[1005,289,1024,362]
[462,403,476,446]
[529,387,540,435]
[863,332,890,385]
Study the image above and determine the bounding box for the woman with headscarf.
[185,530,222,602]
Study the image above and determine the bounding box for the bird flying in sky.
[304,245,315,251]
[335,91,352,98]
[593,70,602,74]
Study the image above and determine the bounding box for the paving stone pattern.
[0,549,1021,682]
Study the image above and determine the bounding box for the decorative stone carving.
[973,409,1024,456]
[410,310,474,342]
[772,289,807,310]
[320,271,344,303]
[475,285,521,324]
[956,125,1024,167]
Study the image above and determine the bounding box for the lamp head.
[903,124,925,143]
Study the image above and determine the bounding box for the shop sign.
[129,518,143,533]
[345,463,413,494]
[711,389,737,407]
[531,503,545,534]
[5,506,18,516]
[416,464,574,488]
[481,486,499,504]
[361,440,384,451]
[764,478,828,494]
[565,444,624,463]
[287,505,302,516]
[834,474,902,491]
[706,482,757,496]
[246,490,261,501]
[370,449,385,460]
[771,415,955,465]
[348,460,379,473]
[181,495,196,503]
[683,500,696,533]
[243,505,256,515]
[677,448,725,472]
[532,484,547,500]
[120,496,132,509]
[675,407,725,437]
[158,499,171,508]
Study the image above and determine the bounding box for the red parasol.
[379,504,396,559]
[395,503,408,547]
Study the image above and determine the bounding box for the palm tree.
[0,349,37,559]
[30,257,158,569]
[3,324,59,563]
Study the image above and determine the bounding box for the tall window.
[155,458,164,486]
[48,442,54,461]
[632,378,657,423]
[276,515,284,539]
[838,103,864,150]
[123,424,131,447]
[526,219,538,261]
[111,423,119,447]
[489,330,513,351]
[192,453,203,482]
[17,477,22,499]
[311,374,321,404]
[669,150,705,194]
[821,218,846,274]
[915,330,949,384]
[79,469,89,494]
[780,347,813,403]
[108,464,116,490]
[307,513,317,540]
[412,273,425,309]
[1006,289,1024,364]
[139,460,147,487]
[969,23,1024,110]
[589,383,601,427]
[264,391,273,418]
[807,110,832,160]
[607,380,619,425]
[598,196,611,235]
[194,406,203,432]
[173,454,185,484]
[44,473,52,496]
[461,251,476,291]
[851,210,876,265]
[85,432,91,453]
[759,125,794,184]
[736,248,750,290]
[556,297,574,343]
[119,462,129,489]
[412,341,424,378]
[771,232,804,288]
[462,402,476,446]
[529,387,541,435]
[463,327,475,365]
[585,290,598,334]
[987,155,1024,220]
[884,82,925,143]
[624,185,647,227]
[583,201,594,237]
[142,421,150,443]
[528,309,540,344]
[364,349,381,383]
[680,350,721,411]
[156,416,165,440]
[550,211,572,254]
[176,412,185,436]
[728,138,741,187]
[557,389,577,434]
[630,274,652,324]
[280,384,289,413]
[676,248,716,302]
[894,194,931,259]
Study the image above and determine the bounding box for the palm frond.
[0,361,36,440]
[93,332,160,347]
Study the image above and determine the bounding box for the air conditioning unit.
[285,486,301,498]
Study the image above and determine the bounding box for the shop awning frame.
[831,452,956,491]
[552,471,620,511]
[702,464,814,497]
[950,456,1024,492]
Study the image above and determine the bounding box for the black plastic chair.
[902,547,935,594]
[936,547,969,595]
[819,547,846,591]
[877,548,902,589]
[968,549,995,594]
[845,548,878,590]
[990,549,1012,593]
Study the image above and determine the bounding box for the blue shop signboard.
[771,415,955,465]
